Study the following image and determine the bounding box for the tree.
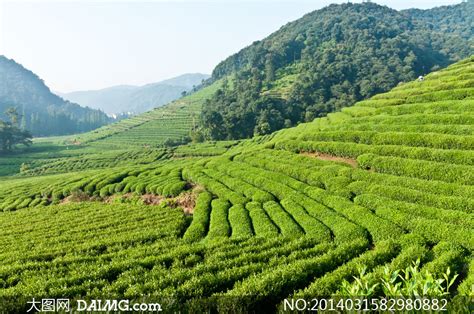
[20,106,27,130]
[0,107,32,152]
[5,107,20,126]
[265,54,276,83]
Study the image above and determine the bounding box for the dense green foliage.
[404,1,474,41]
[0,56,112,136]
[0,107,32,152]
[199,2,472,140]
[338,259,459,297]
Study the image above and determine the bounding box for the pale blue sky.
[0,0,462,92]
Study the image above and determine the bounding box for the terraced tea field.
[0,57,472,312]
[73,80,222,148]
[0,81,222,177]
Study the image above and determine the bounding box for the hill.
[44,2,472,148]
[60,73,210,115]
[404,1,474,41]
[0,56,112,137]
[0,81,222,177]
[199,2,473,140]
[67,79,222,148]
[0,56,472,312]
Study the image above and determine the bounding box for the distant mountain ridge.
[0,56,112,137]
[60,73,210,115]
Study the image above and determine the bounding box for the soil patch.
[60,186,203,216]
[171,192,196,215]
[301,152,358,168]
[142,194,164,205]
[61,190,93,204]
[60,196,72,204]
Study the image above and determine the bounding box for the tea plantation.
[72,79,223,148]
[0,57,472,312]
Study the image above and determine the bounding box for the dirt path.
[301,152,358,168]
[62,191,197,215]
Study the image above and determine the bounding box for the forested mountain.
[0,56,112,137]
[404,1,473,41]
[199,2,473,140]
[60,73,210,115]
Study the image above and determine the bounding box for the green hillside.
[0,57,472,312]
[0,81,221,177]
[65,80,222,148]
[200,2,472,140]
[0,80,222,176]
[0,56,112,136]
[404,2,474,40]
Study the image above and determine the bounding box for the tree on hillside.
[0,107,32,152]
[5,107,20,125]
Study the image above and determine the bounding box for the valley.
[0,1,472,313]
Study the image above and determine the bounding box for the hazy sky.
[0,0,462,92]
